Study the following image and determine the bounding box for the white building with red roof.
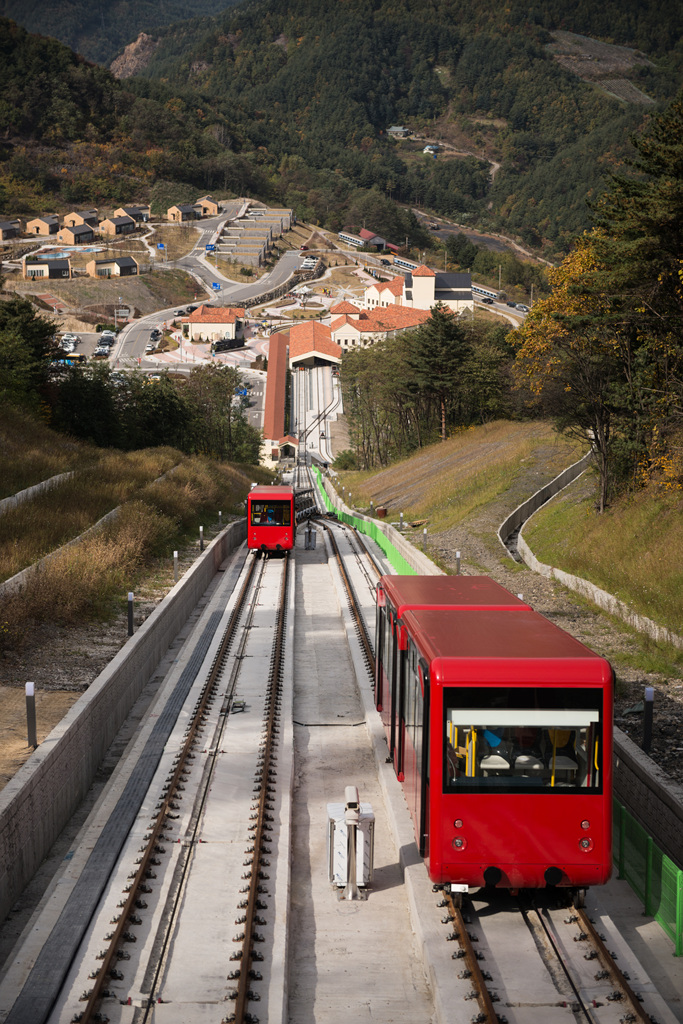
[330,306,431,350]
[181,305,245,343]
[364,265,473,314]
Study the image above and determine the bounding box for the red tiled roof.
[359,227,379,240]
[185,306,245,324]
[263,333,288,441]
[378,277,406,296]
[411,264,435,277]
[329,301,360,314]
[288,322,342,361]
[331,307,430,333]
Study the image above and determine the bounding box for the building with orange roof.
[330,306,431,350]
[329,301,361,317]
[181,306,245,344]
[364,265,472,314]
[286,322,342,368]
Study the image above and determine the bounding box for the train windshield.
[443,687,603,794]
[250,500,291,526]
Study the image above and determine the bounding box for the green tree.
[408,304,471,442]
[0,297,56,409]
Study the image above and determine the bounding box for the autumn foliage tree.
[512,92,683,510]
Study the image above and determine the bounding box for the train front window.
[250,500,291,526]
[443,687,603,794]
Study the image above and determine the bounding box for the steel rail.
[575,906,653,1023]
[79,554,259,1024]
[443,890,502,1024]
[315,518,375,677]
[229,550,290,1024]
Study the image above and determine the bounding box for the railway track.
[439,888,659,1024]
[4,550,292,1024]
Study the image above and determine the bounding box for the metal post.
[25,682,37,749]
[422,527,427,550]
[399,512,404,531]
[348,493,352,508]
[199,525,204,552]
[456,550,461,575]
[127,592,134,636]
[218,511,222,529]
[370,500,374,514]
[340,786,364,901]
[643,686,654,754]
[174,550,178,583]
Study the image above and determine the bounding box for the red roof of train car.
[401,606,612,685]
[248,486,294,500]
[379,575,530,618]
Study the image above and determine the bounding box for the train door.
[400,640,430,855]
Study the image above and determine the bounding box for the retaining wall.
[0,472,74,516]
[0,520,246,925]
[613,727,683,868]
[319,474,440,575]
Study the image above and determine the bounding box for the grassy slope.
[337,419,681,636]
[0,410,272,638]
[523,478,683,636]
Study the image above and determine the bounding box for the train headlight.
[581,820,590,830]
[579,837,594,852]
[452,836,467,850]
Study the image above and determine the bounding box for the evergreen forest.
[1,0,682,254]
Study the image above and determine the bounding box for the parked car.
[186,305,198,313]
[482,297,494,304]
[150,328,161,340]
[174,308,186,316]
[299,245,309,251]
[145,341,156,353]
[380,259,391,266]
[93,345,110,358]
[516,303,530,312]
[61,332,80,345]
[506,300,517,307]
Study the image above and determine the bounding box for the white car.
[61,332,80,345]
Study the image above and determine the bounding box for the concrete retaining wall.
[497,452,593,556]
[498,453,683,868]
[0,472,74,516]
[0,519,246,925]
[613,727,683,867]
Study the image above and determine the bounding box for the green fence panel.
[312,469,416,575]
[614,798,683,956]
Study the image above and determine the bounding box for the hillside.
[130,0,683,253]
[1,2,682,256]
[0,0,241,65]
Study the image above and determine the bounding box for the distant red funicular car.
[247,485,295,554]
[375,575,613,900]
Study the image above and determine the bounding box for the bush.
[333,449,358,470]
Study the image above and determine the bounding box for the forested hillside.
[0,0,682,254]
[0,0,241,65]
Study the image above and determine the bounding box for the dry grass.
[524,479,683,634]
[0,406,95,498]
[337,422,581,531]
[0,448,180,582]
[0,456,270,641]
